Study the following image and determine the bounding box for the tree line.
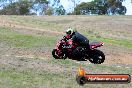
[0,0,65,15]
[0,0,128,15]
[74,0,127,15]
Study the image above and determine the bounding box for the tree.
[49,0,66,15]
[74,0,108,15]
[45,7,54,15]
[0,0,32,15]
[74,0,126,15]
[31,0,65,15]
[0,0,49,15]
[30,0,49,15]
[0,0,65,15]
[107,0,127,15]
[54,5,65,15]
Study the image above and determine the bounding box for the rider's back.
[72,32,89,46]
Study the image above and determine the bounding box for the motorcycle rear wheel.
[89,49,105,64]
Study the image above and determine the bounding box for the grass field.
[0,15,132,88]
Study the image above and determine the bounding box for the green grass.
[97,37,132,49]
[1,15,132,49]
[50,59,132,74]
[0,58,131,88]
[1,26,132,49]
[8,16,63,31]
[0,68,87,88]
[0,27,57,48]
[84,33,132,49]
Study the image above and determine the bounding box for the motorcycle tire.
[52,49,60,59]
[89,49,105,64]
[52,49,67,59]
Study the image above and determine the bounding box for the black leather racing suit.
[70,32,90,60]
[71,32,90,49]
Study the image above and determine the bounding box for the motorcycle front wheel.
[52,49,67,59]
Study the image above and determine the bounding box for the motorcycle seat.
[89,41,104,49]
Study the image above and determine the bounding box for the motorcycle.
[52,37,105,64]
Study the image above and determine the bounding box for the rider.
[64,28,90,60]
[64,28,90,50]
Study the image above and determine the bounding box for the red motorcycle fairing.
[55,41,63,55]
[55,39,73,55]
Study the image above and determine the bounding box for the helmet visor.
[66,31,71,35]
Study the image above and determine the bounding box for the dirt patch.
[0,19,63,36]
[0,55,67,74]
[105,53,132,65]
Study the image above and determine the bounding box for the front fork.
[57,49,67,59]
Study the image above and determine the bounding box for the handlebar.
[61,36,68,42]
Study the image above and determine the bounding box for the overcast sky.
[60,0,132,15]
[123,0,132,15]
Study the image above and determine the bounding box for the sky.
[60,0,132,15]
[123,0,132,15]
[60,0,91,13]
